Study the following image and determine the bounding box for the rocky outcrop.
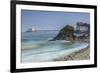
[52,25,74,41]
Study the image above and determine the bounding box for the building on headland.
[76,22,90,32]
[74,22,90,37]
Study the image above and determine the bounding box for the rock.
[52,25,74,41]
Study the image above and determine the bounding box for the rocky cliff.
[52,25,74,41]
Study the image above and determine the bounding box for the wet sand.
[53,47,90,61]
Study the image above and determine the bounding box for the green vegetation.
[53,25,74,40]
[60,25,74,38]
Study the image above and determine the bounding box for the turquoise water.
[21,30,88,62]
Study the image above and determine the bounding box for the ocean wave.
[22,42,89,62]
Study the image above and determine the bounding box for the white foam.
[22,42,89,62]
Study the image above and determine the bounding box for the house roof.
[77,22,90,27]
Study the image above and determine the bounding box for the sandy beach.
[53,47,90,61]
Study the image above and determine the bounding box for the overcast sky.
[21,10,90,32]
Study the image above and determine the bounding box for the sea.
[21,30,88,62]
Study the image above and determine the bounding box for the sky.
[21,10,90,32]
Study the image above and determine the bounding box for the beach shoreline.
[53,46,90,61]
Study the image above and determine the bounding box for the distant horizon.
[21,10,90,32]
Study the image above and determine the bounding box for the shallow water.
[21,31,88,62]
[22,41,88,62]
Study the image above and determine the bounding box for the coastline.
[53,47,90,61]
